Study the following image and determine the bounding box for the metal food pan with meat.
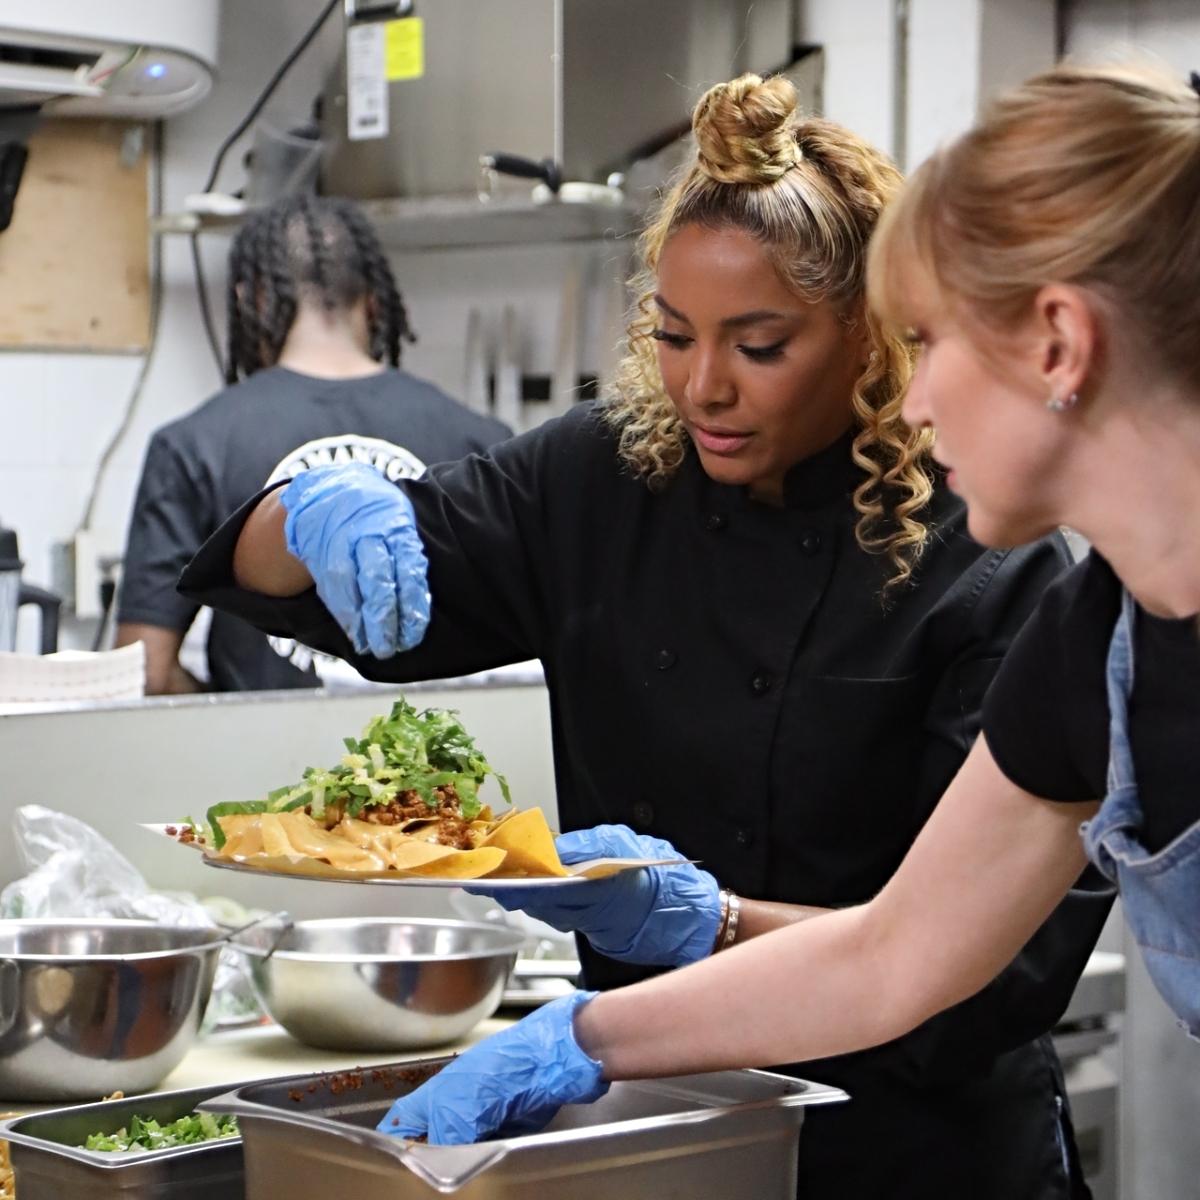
[0,1084,244,1199]
[201,1056,847,1199]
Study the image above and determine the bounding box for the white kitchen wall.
[1066,0,1200,67]
[795,0,1055,171]
[796,0,897,154]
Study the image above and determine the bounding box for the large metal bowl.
[233,917,522,1051]
[0,919,222,1102]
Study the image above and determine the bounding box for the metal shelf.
[152,193,641,251]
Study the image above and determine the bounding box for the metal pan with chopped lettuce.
[84,1112,239,1153]
[169,698,576,881]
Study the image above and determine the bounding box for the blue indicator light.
[145,63,166,79]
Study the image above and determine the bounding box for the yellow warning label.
[385,17,424,81]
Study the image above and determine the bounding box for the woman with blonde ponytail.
[186,74,1100,1197]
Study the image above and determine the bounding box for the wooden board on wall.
[0,118,149,353]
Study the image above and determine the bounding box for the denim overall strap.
[1081,588,1200,1038]
[1081,590,1139,879]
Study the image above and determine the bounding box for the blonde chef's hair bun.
[692,73,801,185]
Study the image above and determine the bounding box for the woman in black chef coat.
[337,60,1200,1173]
[182,75,1107,1199]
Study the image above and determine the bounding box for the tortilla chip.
[400,845,509,878]
[290,815,509,878]
[211,807,555,880]
[481,807,568,877]
[258,812,297,858]
[217,814,265,857]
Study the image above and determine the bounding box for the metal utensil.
[227,917,522,1052]
[0,1083,245,1200]
[218,910,292,959]
[201,1056,848,1198]
[0,919,223,1101]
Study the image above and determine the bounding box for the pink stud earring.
[1046,391,1078,413]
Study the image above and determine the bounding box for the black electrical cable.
[202,0,339,196]
[191,232,223,375]
[193,0,341,373]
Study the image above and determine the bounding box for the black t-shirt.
[984,550,1200,853]
[118,366,510,691]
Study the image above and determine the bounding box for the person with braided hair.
[182,76,1105,1196]
[116,194,509,693]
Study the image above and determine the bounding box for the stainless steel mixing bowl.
[0,919,222,1102]
[233,917,523,1051]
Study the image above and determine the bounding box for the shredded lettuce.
[84,1111,239,1152]
[203,698,511,845]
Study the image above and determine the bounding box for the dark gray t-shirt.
[118,366,510,691]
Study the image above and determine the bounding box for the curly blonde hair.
[606,73,935,590]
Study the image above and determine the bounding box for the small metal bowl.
[232,917,523,1051]
[0,919,222,1102]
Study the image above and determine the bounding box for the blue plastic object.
[482,825,722,967]
[377,991,608,1144]
[279,464,431,658]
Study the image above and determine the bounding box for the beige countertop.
[158,1017,514,1094]
[1,1017,515,1116]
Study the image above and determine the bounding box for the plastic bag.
[0,804,263,1030]
[0,805,213,925]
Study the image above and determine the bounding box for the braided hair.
[224,194,414,384]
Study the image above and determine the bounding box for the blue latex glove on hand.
[479,824,722,968]
[377,991,608,1144]
[279,463,431,658]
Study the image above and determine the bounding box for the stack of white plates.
[0,642,145,703]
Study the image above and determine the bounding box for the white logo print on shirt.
[265,434,427,486]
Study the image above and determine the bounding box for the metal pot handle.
[220,911,293,961]
[17,583,60,655]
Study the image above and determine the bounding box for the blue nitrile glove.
[279,463,431,658]
[377,990,608,1144]
[479,824,722,967]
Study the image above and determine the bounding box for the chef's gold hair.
[868,61,1200,392]
[606,73,934,591]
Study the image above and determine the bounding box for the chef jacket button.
[632,801,654,827]
[655,648,677,670]
[735,828,754,848]
[705,513,727,532]
[750,672,772,695]
[799,529,822,556]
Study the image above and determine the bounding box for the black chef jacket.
[181,403,1111,1199]
[118,366,510,692]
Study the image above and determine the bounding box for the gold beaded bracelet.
[712,888,742,954]
[719,891,741,951]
